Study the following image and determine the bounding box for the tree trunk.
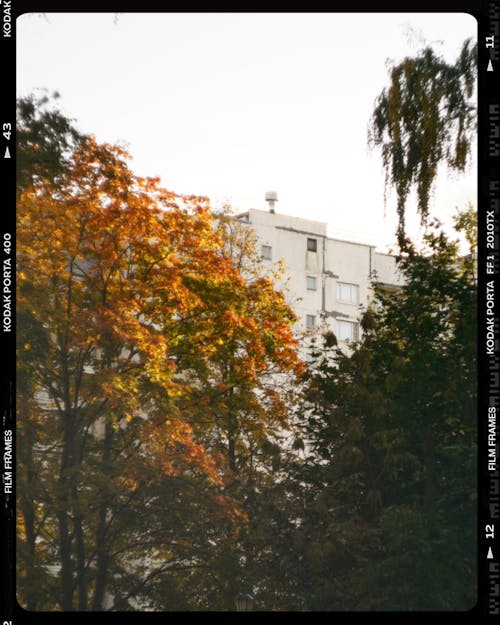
[19,493,37,609]
[57,509,74,610]
[228,436,237,473]
[58,415,75,610]
[73,427,89,609]
[18,424,38,610]
[92,421,113,610]
[73,511,88,609]
[58,350,76,610]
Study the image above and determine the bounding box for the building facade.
[236,201,403,343]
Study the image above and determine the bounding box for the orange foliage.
[17,133,303,496]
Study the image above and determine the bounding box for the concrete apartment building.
[236,193,403,343]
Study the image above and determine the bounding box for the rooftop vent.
[265,191,278,213]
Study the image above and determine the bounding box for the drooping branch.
[368,39,477,248]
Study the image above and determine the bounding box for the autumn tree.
[368,39,477,247]
[157,210,306,609]
[16,95,302,610]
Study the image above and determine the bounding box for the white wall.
[238,208,403,342]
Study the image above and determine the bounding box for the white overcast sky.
[17,12,477,252]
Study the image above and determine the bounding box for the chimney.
[265,191,278,213]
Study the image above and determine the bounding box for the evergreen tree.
[296,210,476,610]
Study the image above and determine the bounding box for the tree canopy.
[16,94,303,610]
[16,74,477,611]
[295,207,477,609]
[368,39,477,247]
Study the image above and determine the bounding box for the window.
[306,314,316,329]
[261,245,272,260]
[306,276,317,290]
[337,320,359,342]
[337,282,360,305]
[307,238,317,252]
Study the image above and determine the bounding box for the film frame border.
[1,1,498,619]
